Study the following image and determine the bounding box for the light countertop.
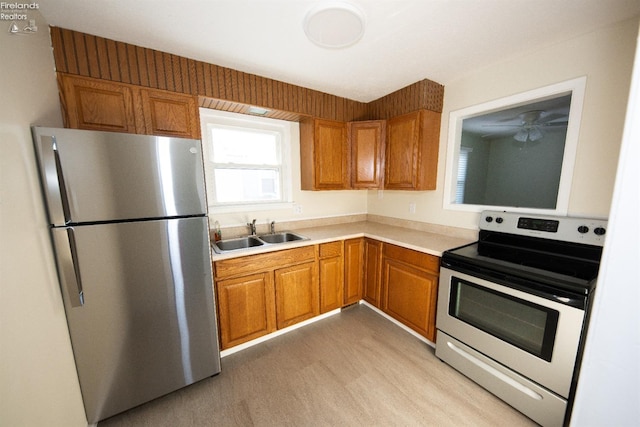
[211,221,476,261]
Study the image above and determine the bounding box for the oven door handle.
[446,341,543,401]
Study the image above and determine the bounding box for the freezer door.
[32,127,206,225]
[53,217,220,423]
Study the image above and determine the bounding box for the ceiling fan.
[484,110,569,142]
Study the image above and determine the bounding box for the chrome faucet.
[270,221,276,234]
[247,219,257,235]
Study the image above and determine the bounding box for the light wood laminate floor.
[99,304,537,426]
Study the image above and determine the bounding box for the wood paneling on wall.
[50,26,443,122]
[367,80,444,118]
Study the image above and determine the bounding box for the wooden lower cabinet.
[381,244,440,341]
[216,272,276,350]
[363,238,383,307]
[214,246,318,350]
[275,261,319,329]
[214,238,441,350]
[318,242,344,313]
[343,238,364,305]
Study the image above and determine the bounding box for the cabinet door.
[319,242,344,313]
[274,261,319,329]
[343,238,364,305]
[319,256,344,313]
[384,110,440,190]
[58,74,137,133]
[385,111,421,189]
[362,239,383,307]
[381,248,439,341]
[139,88,200,139]
[349,120,385,188]
[300,118,349,190]
[216,272,276,350]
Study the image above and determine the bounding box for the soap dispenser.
[213,220,222,242]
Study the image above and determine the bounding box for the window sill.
[209,201,294,214]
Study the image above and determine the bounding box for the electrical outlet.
[377,190,384,199]
[293,204,303,214]
[409,203,416,214]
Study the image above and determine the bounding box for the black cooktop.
[442,230,603,297]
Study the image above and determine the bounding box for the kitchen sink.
[212,236,264,253]
[212,231,309,254]
[258,232,308,244]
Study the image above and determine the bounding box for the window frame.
[199,108,293,213]
[443,76,586,215]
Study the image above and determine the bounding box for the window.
[199,109,293,212]
[443,76,586,215]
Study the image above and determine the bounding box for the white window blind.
[456,147,472,204]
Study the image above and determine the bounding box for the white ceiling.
[38,0,640,103]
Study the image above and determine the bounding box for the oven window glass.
[450,278,559,361]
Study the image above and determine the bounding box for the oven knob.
[496,217,504,224]
[485,216,493,223]
[578,225,589,234]
[594,227,606,236]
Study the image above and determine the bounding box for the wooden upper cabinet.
[139,88,200,139]
[300,118,349,190]
[349,120,385,189]
[384,109,441,190]
[58,73,200,139]
[58,74,137,133]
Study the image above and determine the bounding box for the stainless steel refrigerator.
[32,127,221,423]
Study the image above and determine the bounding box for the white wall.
[0,12,87,426]
[368,17,639,229]
[570,20,640,426]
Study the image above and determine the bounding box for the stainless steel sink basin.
[258,232,308,244]
[212,236,264,253]
[212,231,308,254]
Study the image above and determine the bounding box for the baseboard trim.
[220,308,342,358]
[359,300,435,348]
[220,301,435,358]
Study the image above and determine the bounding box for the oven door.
[436,267,585,399]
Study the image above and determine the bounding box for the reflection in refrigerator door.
[32,127,220,423]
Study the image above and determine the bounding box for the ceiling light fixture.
[247,106,270,116]
[303,1,366,49]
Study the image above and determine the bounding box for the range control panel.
[480,210,608,246]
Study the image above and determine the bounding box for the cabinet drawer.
[319,241,343,258]
[215,246,316,279]
[383,243,439,273]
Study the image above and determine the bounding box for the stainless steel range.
[436,210,607,427]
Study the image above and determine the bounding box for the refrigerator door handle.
[38,135,71,225]
[52,227,85,307]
